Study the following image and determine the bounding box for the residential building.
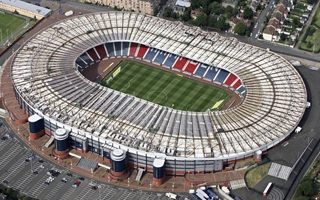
[83,0,156,15]
[174,0,191,14]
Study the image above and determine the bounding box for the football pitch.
[101,60,231,112]
[0,10,34,45]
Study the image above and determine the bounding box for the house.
[263,25,277,41]
[174,0,191,14]
[250,0,261,12]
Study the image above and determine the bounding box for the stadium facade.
[10,11,307,175]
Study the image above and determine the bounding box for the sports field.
[101,60,231,112]
[0,10,34,45]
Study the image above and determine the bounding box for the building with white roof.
[0,0,51,20]
[175,0,191,13]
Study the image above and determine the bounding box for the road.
[251,0,275,39]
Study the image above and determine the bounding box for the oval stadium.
[10,11,307,175]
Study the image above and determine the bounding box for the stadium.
[9,11,307,176]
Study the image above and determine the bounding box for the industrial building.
[0,0,51,20]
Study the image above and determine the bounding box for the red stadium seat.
[184,61,198,74]
[137,44,148,58]
[173,57,188,70]
[232,79,242,90]
[129,43,138,57]
[87,48,99,60]
[224,73,237,85]
[95,45,107,59]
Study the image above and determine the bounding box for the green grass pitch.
[0,10,32,45]
[101,60,231,112]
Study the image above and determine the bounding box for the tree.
[163,7,174,18]
[193,13,208,27]
[209,2,223,15]
[243,6,254,19]
[279,33,286,41]
[216,16,230,31]
[208,15,218,28]
[181,7,192,21]
[298,178,314,197]
[292,17,300,27]
[225,6,237,19]
[234,21,248,36]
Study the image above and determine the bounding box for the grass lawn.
[299,5,320,52]
[245,162,271,188]
[0,10,34,45]
[101,60,231,112]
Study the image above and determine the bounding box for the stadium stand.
[95,44,107,59]
[129,42,138,57]
[214,70,229,83]
[87,48,99,61]
[122,42,130,56]
[173,57,188,70]
[184,61,198,74]
[10,11,307,174]
[105,43,115,57]
[224,73,238,86]
[163,54,177,68]
[144,48,157,61]
[137,44,148,58]
[153,51,167,64]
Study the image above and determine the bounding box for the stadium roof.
[0,0,51,16]
[10,11,307,161]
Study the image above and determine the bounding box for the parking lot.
[0,120,193,200]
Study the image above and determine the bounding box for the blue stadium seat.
[114,42,122,56]
[163,54,177,68]
[237,86,246,95]
[204,67,219,80]
[194,64,208,77]
[215,69,229,83]
[79,53,93,65]
[76,58,87,68]
[122,42,129,56]
[144,48,157,61]
[154,51,167,64]
[105,43,115,57]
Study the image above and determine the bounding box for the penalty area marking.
[211,100,224,110]
[103,62,114,72]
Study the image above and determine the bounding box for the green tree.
[216,16,230,31]
[209,1,223,15]
[225,5,237,19]
[181,7,192,21]
[298,178,314,197]
[279,33,286,41]
[208,15,218,28]
[292,17,300,27]
[243,6,254,19]
[193,13,208,27]
[163,7,174,18]
[234,21,248,36]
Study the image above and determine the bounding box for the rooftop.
[0,0,51,16]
